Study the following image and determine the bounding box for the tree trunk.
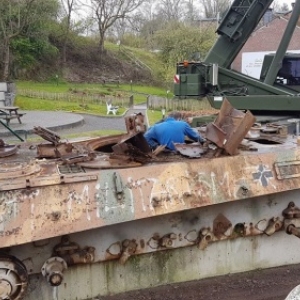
[2,39,10,81]
[62,41,67,65]
[99,31,105,54]
[62,15,71,65]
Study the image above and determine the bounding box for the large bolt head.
[49,272,64,286]
[0,279,12,298]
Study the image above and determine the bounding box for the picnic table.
[0,106,25,125]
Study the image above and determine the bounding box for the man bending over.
[144,111,205,151]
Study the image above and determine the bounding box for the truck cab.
[260,53,300,91]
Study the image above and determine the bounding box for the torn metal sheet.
[36,142,74,158]
[61,153,96,164]
[33,126,62,144]
[174,143,206,158]
[33,113,149,162]
[206,98,255,155]
[0,144,18,157]
[116,132,151,154]
[125,113,147,135]
[112,140,151,164]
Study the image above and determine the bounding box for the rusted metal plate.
[206,98,255,155]
[2,112,300,300]
[0,144,18,157]
[36,143,73,158]
[124,113,146,134]
[0,112,298,252]
[78,155,141,169]
[275,161,300,179]
[206,122,227,148]
[0,161,41,179]
[116,132,151,154]
[33,126,61,144]
[0,143,300,248]
[225,110,255,155]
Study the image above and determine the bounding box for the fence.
[147,95,212,112]
[17,89,212,112]
[17,89,131,107]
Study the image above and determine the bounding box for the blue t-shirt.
[144,117,201,151]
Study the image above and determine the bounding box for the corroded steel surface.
[206,98,256,155]
[2,108,300,300]
[0,144,17,157]
[0,139,299,248]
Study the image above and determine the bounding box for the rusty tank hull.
[1,107,300,299]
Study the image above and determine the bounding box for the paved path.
[0,105,148,140]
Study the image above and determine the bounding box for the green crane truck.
[174,0,300,114]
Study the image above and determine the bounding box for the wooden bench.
[0,111,25,125]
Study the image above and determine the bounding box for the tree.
[126,1,165,50]
[89,0,145,53]
[155,0,185,21]
[59,0,77,64]
[112,16,127,45]
[201,0,231,19]
[154,21,216,81]
[0,0,59,80]
[184,0,200,25]
[273,1,290,13]
[56,0,92,66]
[138,14,167,50]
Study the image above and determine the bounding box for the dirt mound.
[26,45,153,84]
[63,46,153,83]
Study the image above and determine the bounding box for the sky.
[282,0,295,9]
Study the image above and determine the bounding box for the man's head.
[168,111,182,120]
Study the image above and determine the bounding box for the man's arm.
[184,123,205,143]
[144,127,159,150]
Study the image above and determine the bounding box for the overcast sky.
[284,0,295,9]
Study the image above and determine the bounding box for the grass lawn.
[147,109,165,125]
[15,95,127,115]
[15,81,170,126]
[13,81,211,142]
[16,81,172,104]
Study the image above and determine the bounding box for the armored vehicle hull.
[1,107,300,300]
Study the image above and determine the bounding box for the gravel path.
[57,113,128,134]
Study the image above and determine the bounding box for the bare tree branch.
[89,0,145,52]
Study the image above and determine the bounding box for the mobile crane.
[174,0,300,113]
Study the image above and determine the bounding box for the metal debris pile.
[32,113,153,168]
[1,99,291,166]
[0,138,18,158]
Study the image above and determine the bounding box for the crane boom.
[205,0,274,68]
